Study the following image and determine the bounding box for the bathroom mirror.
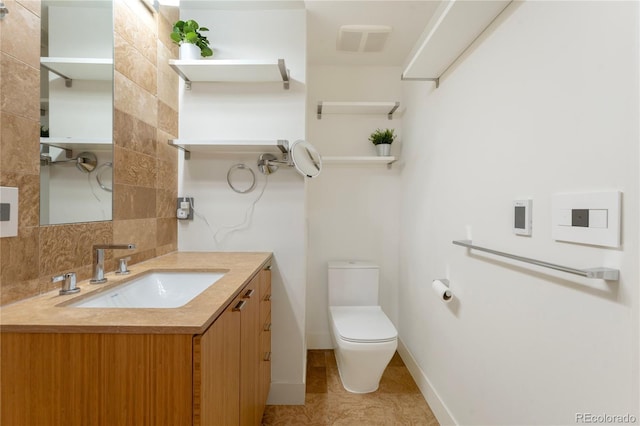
[289,140,322,178]
[39,0,113,225]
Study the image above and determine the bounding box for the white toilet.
[328,261,398,393]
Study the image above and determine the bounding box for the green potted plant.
[369,128,396,156]
[171,19,213,59]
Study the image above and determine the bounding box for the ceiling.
[305,1,439,67]
[181,0,440,67]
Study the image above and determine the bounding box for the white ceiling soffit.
[306,1,439,67]
[402,0,512,79]
[180,0,305,10]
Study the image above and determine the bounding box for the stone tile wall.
[0,0,178,305]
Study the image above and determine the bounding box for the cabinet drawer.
[259,269,271,301]
[260,270,271,325]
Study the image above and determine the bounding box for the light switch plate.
[552,191,621,247]
[0,187,18,238]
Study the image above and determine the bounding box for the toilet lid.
[330,306,397,343]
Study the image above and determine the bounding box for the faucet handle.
[116,256,131,275]
[52,272,80,295]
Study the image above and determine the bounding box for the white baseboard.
[306,332,333,349]
[397,338,457,425]
[266,382,306,405]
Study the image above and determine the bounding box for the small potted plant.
[171,19,213,59]
[369,128,396,156]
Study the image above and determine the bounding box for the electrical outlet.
[176,197,194,220]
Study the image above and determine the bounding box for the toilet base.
[332,337,397,394]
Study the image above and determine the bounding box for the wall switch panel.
[552,191,621,247]
[0,187,18,238]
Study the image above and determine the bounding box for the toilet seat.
[329,306,397,343]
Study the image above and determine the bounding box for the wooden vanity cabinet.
[193,294,241,425]
[193,268,271,426]
[0,269,272,426]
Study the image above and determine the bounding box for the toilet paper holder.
[432,279,452,302]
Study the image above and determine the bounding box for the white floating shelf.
[168,59,290,90]
[40,137,112,151]
[316,101,400,120]
[40,57,113,81]
[322,156,397,166]
[168,139,290,160]
[401,0,511,85]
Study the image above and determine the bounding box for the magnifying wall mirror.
[257,140,322,179]
[39,0,113,225]
[289,140,322,178]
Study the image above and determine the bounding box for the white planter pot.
[180,43,200,60]
[376,144,391,156]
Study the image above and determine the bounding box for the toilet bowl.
[328,261,398,393]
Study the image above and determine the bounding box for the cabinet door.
[259,269,272,419]
[260,312,272,410]
[239,275,261,426]
[194,302,241,426]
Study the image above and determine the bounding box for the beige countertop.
[0,252,272,334]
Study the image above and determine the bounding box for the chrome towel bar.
[452,240,619,281]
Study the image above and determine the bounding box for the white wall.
[177,6,307,404]
[399,1,639,424]
[306,66,402,348]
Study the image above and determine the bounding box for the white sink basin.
[70,271,225,308]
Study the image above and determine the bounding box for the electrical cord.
[188,173,269,246]
[95,162,113,192]
[86,167,109,220]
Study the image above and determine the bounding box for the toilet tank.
[328,261,379,306]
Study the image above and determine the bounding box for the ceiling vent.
[337,25,392,53]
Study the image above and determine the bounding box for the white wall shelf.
[322,156,397,169]
[316,101,400,120]
[40,57,113,87]
[40,137,112,151]
[168,58,290,90]
[401,0,511,87]
[168,139,290,160]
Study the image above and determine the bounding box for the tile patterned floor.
[262,350,439,425]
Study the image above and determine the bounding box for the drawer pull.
[264,322,272,332]
[264,294,271,302]
[232,300,247,311]
[264,352,271,362]
[243,289,255,299]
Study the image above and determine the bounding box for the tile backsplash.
[0,0,179,305]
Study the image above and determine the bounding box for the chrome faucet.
[91,244,136,284]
